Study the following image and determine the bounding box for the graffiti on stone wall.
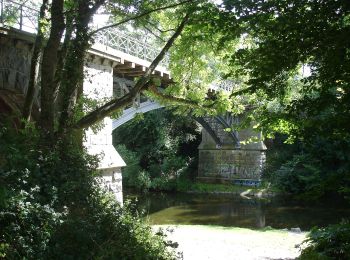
[198,150,265,180]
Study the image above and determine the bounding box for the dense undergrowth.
[113,109,200,193]
[299,220,350,260]
[0,124,177,259]
[263,134,350,201]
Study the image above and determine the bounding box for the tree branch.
[143,25,166,42]
[229,86,254,97]
[147,85,215,112]
[145,19,176,34]
[90,0,194,36]
[74,12,192,129]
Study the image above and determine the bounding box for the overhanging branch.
[147,85,215,112]
[74,12,192,129]
[229,86,254,97]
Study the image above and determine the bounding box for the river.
[124,191,350,231]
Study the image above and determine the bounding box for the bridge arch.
[112,100,240,148]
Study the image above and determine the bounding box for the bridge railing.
[210,80,236,92]
[0,0,169,67]
[94,29,169,67]
[0,0,39,33]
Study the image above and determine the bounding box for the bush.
[299,220,350,260]
[270,154,325,200]
[0,124,64,258]
[151,176,177,192]
[264,134,350,201]
[0,188,63,259]
[113,109,201,192]
[115,144,143,187]
[136,171,152,192]
[0,125,177,259]
[47,195,177,260]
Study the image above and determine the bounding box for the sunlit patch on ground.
[153,225,307,260]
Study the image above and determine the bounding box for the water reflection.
[125,191,350,231]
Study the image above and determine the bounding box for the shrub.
[113,109,201,192]
[0,124,63,258]
[264,134,350,201]
[47,195,177,260]
[115,144,143,187]
[299,220,350,260]
[0,187,63,259]
[0,125,177,259]
[136,171,152,192]
[270,154,325,200]
[151,176,177,192]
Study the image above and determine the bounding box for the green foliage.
[220,0,350,99]
[269,154,324,200]
[47,196,177,260]
[1,190,63,259]
[113,109,200,192]
[135,171,152,192]
[300,220,350,260]
[0,124,177,259]
[264,134,350,201]
[115,144,143,187]
[0,124,63,258]
[150,176,176,192]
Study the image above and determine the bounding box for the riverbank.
[184,182,277,198]
[153,225,307,260]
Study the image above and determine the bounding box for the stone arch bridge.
[0,0,266,203]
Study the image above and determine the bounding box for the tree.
[0,0,221,257]
[17,0,205,146]
[211,0,350,199]
[216,0,350,136]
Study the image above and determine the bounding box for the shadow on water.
[124,191,350,231]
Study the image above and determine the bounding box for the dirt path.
[153,225,307,260]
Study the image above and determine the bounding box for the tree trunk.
[40,0,65,139]
[22,0,48,122]
[57,1,96,136]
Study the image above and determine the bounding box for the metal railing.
[94,29,169,67]
[0,0,39,33]
[0,0,169,67]
[210,80,236,92]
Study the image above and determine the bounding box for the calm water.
[125,191,350,231]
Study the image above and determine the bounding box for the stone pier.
[198,125,266,185]
[83,56,126,204]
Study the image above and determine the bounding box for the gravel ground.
[153,225,307,260]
